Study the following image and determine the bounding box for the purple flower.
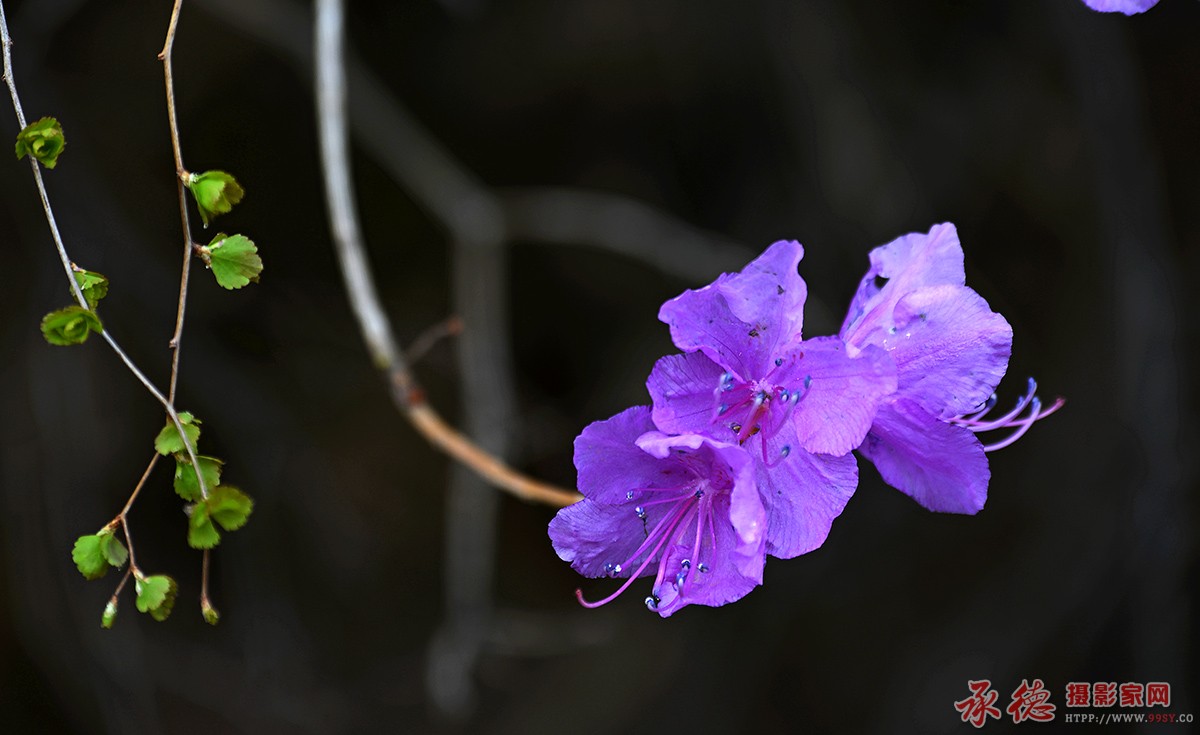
[646,239,881,558]
[1081,0,1160,14]
[840,223,1062,514]
[549,407,768,616]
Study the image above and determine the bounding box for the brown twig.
[158,0,217,612]
[313,0,578,509]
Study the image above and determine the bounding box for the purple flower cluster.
[549,223,1061,616]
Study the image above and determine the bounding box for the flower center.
[712,362,810,461]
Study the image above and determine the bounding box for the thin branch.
[405,315,462,366]
[158,0,196,403]
[158,0,216,613]
[117,454,161,520]
[313,0,578,508]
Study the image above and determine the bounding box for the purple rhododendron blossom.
[1082,0,1159,14]
[548,406,767,616]
[840,223,1061,514]
[650,240,896,458]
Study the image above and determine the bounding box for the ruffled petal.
[756,423,859,558]
[549,497,657,578]
[859,399,989,515]
[573,406,663,504]
[647,351,726,435]
[659,240,807,378]
[781,337,898,456]
[882,285,1012,418]
[1081,0,1159,14]
[841,222,965,349]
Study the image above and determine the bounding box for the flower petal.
[859,399,989,515]
[659,240,807,378]
[573,406,662,504]
[882,285,1012,418]
[782,337,897,456]
[647,351,726,435]
[841,222,965,349]
[549,497,656,578]
[1081,0,1159,14]
[756,424,859,558]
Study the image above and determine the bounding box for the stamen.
[951,378,1063,452]
[982,396,1065,452]
[575,498,693,609]
[957,378,1038,432]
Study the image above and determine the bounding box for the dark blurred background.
[0,0,1195,732]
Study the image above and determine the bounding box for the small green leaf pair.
[186,170,243,227]
[15,116,65,169]
[71,528,128,580]
[154,411,202,456]
[134,573,178,622]
[155,412,217,501]
[40,268,110,346]
[188,485,254,549]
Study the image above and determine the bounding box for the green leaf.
[202,599,220,626]
[188,503,221,549]
[207,485,253,532]
[101,600,118,629]
[100,532,128,569]
[72,268,109,310]
[71,534,108,580]
[173,454,223,502]
[134,574,178,621]
[204,233,262,289]
[187,170,244,227]
[15,116,65,169]
[153,411,201,456]
[41,305,102,345]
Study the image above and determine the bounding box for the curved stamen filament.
[951,378,1064,453]
[981,396,1065,452]
[956,378,1038,432]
